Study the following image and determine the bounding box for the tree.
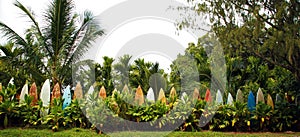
[129,58,166,98]
[0,0,104,85]
[95,56,114,96]
[113,54,132,90]
[0,41,47,88]
[184,0,300,85]
[170,34,228,96]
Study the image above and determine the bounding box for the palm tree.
[113,54,132,90]
[129,58,166,98]
[0,42,44,88]
[0,0,104,85]
[95,56,114,96]
[129,58,152,93]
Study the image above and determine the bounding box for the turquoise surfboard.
[62,85,71,110]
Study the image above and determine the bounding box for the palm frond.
[0,22,27,46]
[14,1,52,57]
[61,10,104,70]
[14,1,43,39]
[44,0,76,57]
[0,43,13,56]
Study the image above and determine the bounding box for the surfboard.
[99,86,107,99]
[62,85,71,110]
[29,82,38,106]
[134,85,144,105]
[236,89,244,103]
[73,82,83,99]
[146,87,155,102]
[51,83,61,104]
[247,91,256,112]
[169,87,177,99]
[193,88,200,100]
[40,79,51,116]
[112,88,119,98]
[256,88,265,104]
[181,91,188,101]
[85,85,95,102]
[157,88,166,104]
[227,93,233,105]
[267,94,274,109]
[8,77,14,85]
[216,90,223,105]
[205,89,211,102]
[19,82,28,103]
[87,85,94,96]
[122,84,130,93]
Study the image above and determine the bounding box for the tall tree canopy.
[185,0,300,85]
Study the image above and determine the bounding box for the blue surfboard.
[247,91,256,112]
[62,85,71,110]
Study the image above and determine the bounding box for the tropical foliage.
[0,0,104,86]
[0,0,299,134]
[0,82,300,133]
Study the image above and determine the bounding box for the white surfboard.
[256,88,265,104]
[9,78,15,100]
[227,93,233,105]
[87,85,94,96]
[146,88,155,102]
[8,77,14,85]
[40,79,51,116]
[181,92,188,102]
[85,83,96,101]
[216,90,223,105]
[19,82,28,103]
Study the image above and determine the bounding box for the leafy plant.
[230,102,250,132]
[85,92,113,134]
[253,102,273,131]
[209,104,233,131]
[64,99,88,128]
[41,98,65,131]
[19,94,41,127]
[0,84,20,128]
[270,102,298,131]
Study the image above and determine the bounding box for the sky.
[0,0,205,73]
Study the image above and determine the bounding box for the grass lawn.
[0,128,300,137]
